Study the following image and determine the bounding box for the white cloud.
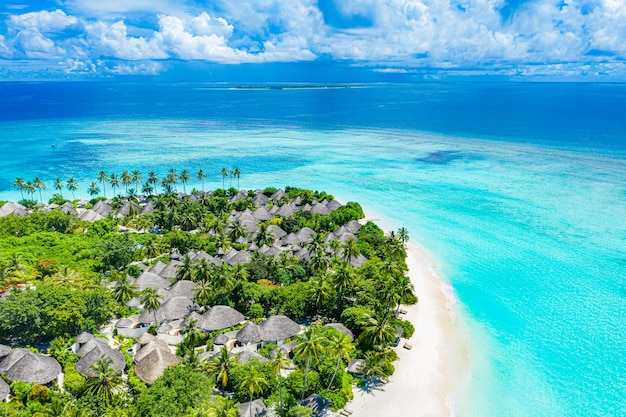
[9,9,79,32]
[0,35,12,58]
[86,20,168,60]
[14,28,65,59]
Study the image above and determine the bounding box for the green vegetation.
[0,179,417,417]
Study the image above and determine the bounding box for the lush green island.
[0,170,417,417]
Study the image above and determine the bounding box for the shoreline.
[347,209,470,417]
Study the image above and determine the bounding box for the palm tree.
[13,177,25,200]
[147,171,159,186]
[359,312,397,350]
[109,173,120,197]
[333,262,355,310]
[112,275,138,304]
[231,167,241,190]
[167,168,178,191]
[193,278,212,306]
[140,287,163,324]
[180,169,190,194]
[121,170,131,195]
[33,176,46,203]
[141,182,154,196]
[227,219,248,241]
[325,332,355,393]
[66,177,78,200]
[87,182,100,198]
[293,325,324,400]
[398,227,409,244]
[53,178,64,198]
[206,346,235,395]
[271,350,291,417]
[193,258,215,284]
[196,169,207,192]
[24,180,36,202]
[97,170,108,198]
[131,170,142,194]
[310,272,332,314]
[81,357,125,404]
[161,178,172,194]
[208,396,238,417]
[239,365,267,417]
[254,223,275,247]
[220,167,228,189]
[341,239,360,264]
[176,254,195,281]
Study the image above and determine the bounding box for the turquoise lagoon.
[0,83,625,416]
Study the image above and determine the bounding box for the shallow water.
[1,83,625,416]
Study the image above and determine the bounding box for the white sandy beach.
[347,217,469,417]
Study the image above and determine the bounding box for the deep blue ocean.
[1,82,625,416]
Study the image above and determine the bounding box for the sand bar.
[346,225,469,417]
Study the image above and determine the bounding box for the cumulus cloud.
[0,0,626,77]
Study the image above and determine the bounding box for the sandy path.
[346,241,469,417]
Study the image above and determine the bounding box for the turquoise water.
[1,83,625,416]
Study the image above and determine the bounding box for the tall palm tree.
[193,258,215,284]
[310,272,332,314]
[81,357,125,404]
[220,167,228,189]
[131,170,142,195]
[97,171,108,198]
[53,178,64,198]
[141,182,154,196]
[140,287,163,324]
[161,178,172,194]
[206,346,235,395]
[341,239,361,264]
[167,168,178,191]
[33,176,46,203]
[180,169,190,194]
[196,169,207,192]
[333,262,355,310]
[208,396,238,417]
[227,219,248,241]
[24,180,36,201]
[231,167,241,190]
[109,174,120,197]
[239,365,267,417]
[121,170,131,195]
[254,223,275,247]
[66,177,78,200]
[397,227,409,244]
[87,182,100,198]
[147,171,158,186]
[176,254,195,281]
[359,312,397,350]
[193,278,212,306]
[112,275,138,304]
[325,332,355,393]
[13,177,25,200]
[293,325,324,400]
[271,350,291,417]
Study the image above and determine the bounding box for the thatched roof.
[0,349,62,385]
[191,251,222,266]
[236,322,262,344]
[266,225,287,239]
[139,296,196,324]
[92,200,114,216]
[270,189,287,201]
[78,209,104,223]
[60,202,78,216]
[237,399,267,417]
[134,340,170,363]
[299,394,331,416]
[115,318,134,328]
[214,334,229,345]
[140,201,155,215]
[157,323,173,334]
[350,254,368,268]
[76,343,125,376]
[0,202,27,217]
[236,351,270,364]
[183,311,204,329]
[281,233,299,246]
[276,204,294,217]
[252,193,269,207]
[148,261,167,275]
[0,344,11,359]
[310,202,331,215]
[252,207,273,221]
[137,332,155,346]
[116,201,140,218]
[168,280,198,299]
[228,251,250,265]
[201,305,245,331]
[259,316,301,342]
[133,271,170,291]
[295,227,317,243]
[0,378,9,400]
[126,297,141,308]
[347,359,364,375]
[344,220,362,234]
[76,331,94,344]
[326,200,342,211]
[135,348,180,384]
[158,261,181,279]
[325,323,354,341]
[222,248,239,262]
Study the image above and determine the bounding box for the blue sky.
[0,0,625,80]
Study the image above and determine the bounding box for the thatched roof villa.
[0,348,62,385]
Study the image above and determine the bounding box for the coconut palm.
[109,174,120,197]
[208,396,238,417]
[131,170,142,194]
[231,167,241,190]
[398,227,409,244]
[87,182,100,198]
[121,170,131,195]
[141,182,154,196]
[332,261,355,310]
[33,176,46,203]
[97,171,108,197]
[161,178,172,194]
[193,278,212,306]
[180,169,190,194]
[254,223,275,247]
[310,272,332,314]
[81,357,125,404]
[147,171,158,186]
[359,312,397,350]
[24,180,36,201]
[341,239,360,264]
[326,332,355,393]
[13,177,25,200]
[167,168,178,191]
[140,287,163,324]
[196,169,207,192]
[227,219,248,241]
[52,178,64,199]
[220,167,228,189]
[293,325,324,400]
[206,346,235,395]
[271,350,291,417]
[239,365,267,417]
[66,177,78,200]
[112,275,138,304]
[176,254,195,281]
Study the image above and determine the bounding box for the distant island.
[203,85,365,91]
[0,172,417,417]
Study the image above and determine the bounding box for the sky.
[0,0,625,81]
